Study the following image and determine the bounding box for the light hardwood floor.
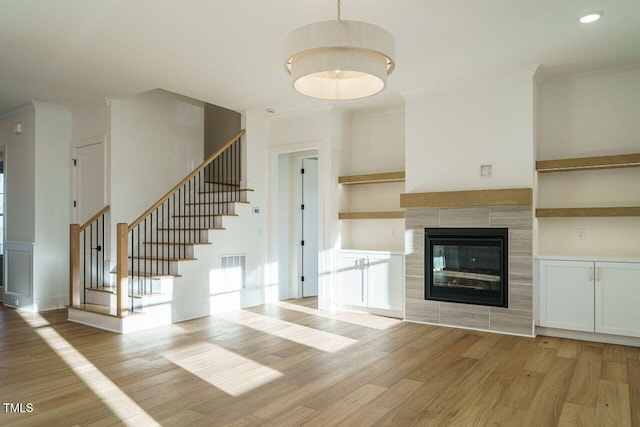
[1,299,638,426]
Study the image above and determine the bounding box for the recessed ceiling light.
[579,11,603,24]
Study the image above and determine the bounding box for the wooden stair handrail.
[128,129,245,232]
[79,205,111,232]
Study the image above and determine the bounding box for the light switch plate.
[480,164,492,178]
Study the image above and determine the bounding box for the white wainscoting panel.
[4,242,34,310]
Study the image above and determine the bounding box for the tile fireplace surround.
[402,189,534,336]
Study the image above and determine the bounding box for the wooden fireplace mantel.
[400,188,533,208]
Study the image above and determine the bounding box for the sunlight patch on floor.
[277,300,401,330]
[219,309,359,353]
[18,311,159,426]
[160,340,283,396]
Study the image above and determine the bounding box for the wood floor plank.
[1,301,638,426]
[565,346,603,407]
[425,350,507,417]
[628,359,640,427]
[372,357,478,426]
[371,378,424,410]
[602,361,629,384]
[522,356,577,426]
[299,383,387,426]
[445,377,512,426]
[522,347,557,373]
[596,380,632,426]
[501,370,546,410]
[557,402,597,427]
[261,406,316,427]
[556,339,582,359]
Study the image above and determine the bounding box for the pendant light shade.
[284,19,395,100]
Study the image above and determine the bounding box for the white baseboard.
[536,326,640,347]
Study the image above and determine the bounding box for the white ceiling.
[1,0,639,115]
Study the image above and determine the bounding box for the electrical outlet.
[391,228,397,238]
[576,228,586,240]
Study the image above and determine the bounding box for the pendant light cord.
[337,0,341,20]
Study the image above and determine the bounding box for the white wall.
[110,90,204,228]
[0,105,36,243]
[33,102,72,310]
[537,66,640,257]
[405,76,535,193]
[342,107,405,175]
[538,65,640,160]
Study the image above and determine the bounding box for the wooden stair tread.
[185,201,250,205]
[172,213,238,218]
[199,188,254,194]
[143,241,211,246]
[79,288,167,298]
[157,227,225,231]
[84,286,117,294]
[129,256,197,262]
[130,292,167,299]
[203,181,241,186]
[126,271,182,279]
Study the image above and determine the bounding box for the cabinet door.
[335,254,365,306]
[539,260,594,332]
[367,253,403,311]
[595,262,640,337]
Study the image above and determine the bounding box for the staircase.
[68,130,250,333]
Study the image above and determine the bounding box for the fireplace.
[425,228,508,307]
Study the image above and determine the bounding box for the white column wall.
[33,102,72,310]
[0,104,36,309]
[405,76,535,193]
[267,107,343,311]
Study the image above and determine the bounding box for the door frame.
[268,140,333,309]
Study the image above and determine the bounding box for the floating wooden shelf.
[338,171,405,185]
[400,188,533,208]
[536,153,640,173]
[339,211,405,220]
[536,207,640,217]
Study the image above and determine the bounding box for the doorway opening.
[274,149,319,307]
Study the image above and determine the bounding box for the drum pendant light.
[284,0,395,100]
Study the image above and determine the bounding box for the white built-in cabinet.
[335,250,404,317]
[539,259,640,338]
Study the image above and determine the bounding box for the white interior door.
[301,157,318,297]
[74,140,105,223]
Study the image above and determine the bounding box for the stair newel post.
[116,223,129,316]
[70,224,81,307]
